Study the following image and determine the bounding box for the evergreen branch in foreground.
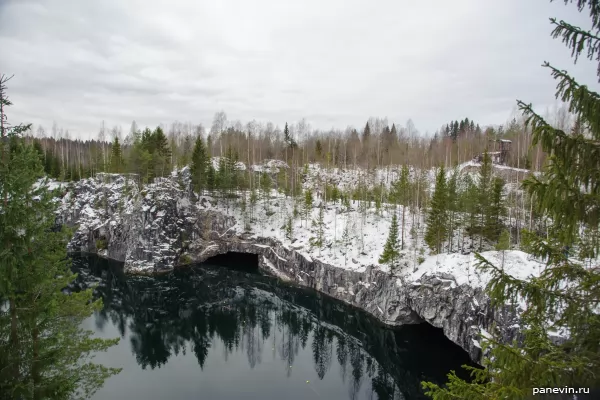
[541,63,600,134]
[550,18,600,79]
[552,0,600,33]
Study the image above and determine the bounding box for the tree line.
[24,108,555,185]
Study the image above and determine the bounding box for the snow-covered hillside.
[51,159,547,286]
[211,186,545,286]
[49,161,572,363]
[52,163,546,297]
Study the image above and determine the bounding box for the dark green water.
[71,255,474,400]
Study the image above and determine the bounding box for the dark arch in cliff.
[202,252,259,273]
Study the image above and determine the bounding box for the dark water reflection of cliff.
[71,255,474,400]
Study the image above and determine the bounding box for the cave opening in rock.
[201,252,259,273]
[402,322,481,373]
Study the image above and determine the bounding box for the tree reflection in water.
[70,254,475,400]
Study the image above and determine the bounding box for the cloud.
[1,0,599,138]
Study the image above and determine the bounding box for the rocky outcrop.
[203,236,521,362]
[56,171,520,364]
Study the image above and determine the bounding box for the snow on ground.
[211,186,547,291]
[33,177,67,192]
[249,160,289,174]
[457,159,533,175]
[206,158,291,174]
[297,161,532,196]
[210,190,412,274]
[299,163,409,192]
[410,250,544,289]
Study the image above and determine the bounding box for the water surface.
[72,255,474,400]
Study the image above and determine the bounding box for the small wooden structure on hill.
[474,139,512,165]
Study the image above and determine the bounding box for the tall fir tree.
[423,1,600,398]
[206,164,216,193]
[446,166,460,252]
[191,135,209,195]
[362,121,371,142]
[309,202,325,255]
[284,214,293,241]
[216,157,227,192]
[0,75,120,399]
[152,126,171,178]
[341,218,352,267]
[379,213,401,271]
[425,166,448,254]
[390,123,398,141]
[109,135,124,173]
[224,146,238,195]
[484,177,506,242]
[478,150,493,250]
[460,174,479,248]
[315,139,323,160]
[303,188,313,228]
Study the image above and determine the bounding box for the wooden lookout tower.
[474,139,512,165]
[494,139,512,165]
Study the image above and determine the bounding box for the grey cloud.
[1,0,600,138]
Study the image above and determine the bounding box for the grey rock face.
[57,173,520,363]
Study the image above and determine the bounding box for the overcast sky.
[1,0,599,139]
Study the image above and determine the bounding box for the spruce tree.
[191,135,208,195]
[460,174,479,248]
[315,139,323,161]
[0,76,120,399]
[446,167,460,252]
[362,121,371,142]
[206,164,216,193]
[423,1,600,398]
[309,203,325,255]
[217,157,227,193]
[152,126,171,177]
[303,188,313,228]
[342,218,352,266]
[478,150,493,250]
[425,166,448,254]
[284,215,293,241]
[379,213,401,271]
[225,146,238,194]
[452,121,459,141]
[484,177,506,242]
[283,122,291,146]
[109,135,124,173]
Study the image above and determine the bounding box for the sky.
[1,0,599,139]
